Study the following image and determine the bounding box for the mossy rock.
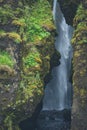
[71,2,87,129]
[0,0,59,129]
[0,65,16,79]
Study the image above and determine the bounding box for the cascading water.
[36,1,74,129]
[42,0,73,111]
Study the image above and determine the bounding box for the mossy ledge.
[0,0,60,129]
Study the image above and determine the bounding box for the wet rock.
[37,110,71,130]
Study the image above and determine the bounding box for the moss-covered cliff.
[0,0,60,129]
[71,1,87,129]
[1,0,87,129]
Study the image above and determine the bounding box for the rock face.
[71,1,87,129]
[58,0,80,25]
[0,0,87,130]
[0,0,60,129]
[37,110,71,130]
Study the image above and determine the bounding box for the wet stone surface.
[36,109,71,130]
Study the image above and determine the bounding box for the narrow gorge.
[37,0,73,129]
[0,0,87,130]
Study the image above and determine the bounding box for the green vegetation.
[0,5,14,24]
[72,1,87,120]
[23,46,42,69]
[23,52,41,68]
[0,30,22,43]
[7,32,22,43]
[72,4,87,45]
[19,72,43,101]
[0,4,23,24]
[0,0,56,129]
[12,0,54,43]
[22,0,52,42]
[0,0,54,43]
[0,50,14,67]
[13,0,53,43]
[0,30,6,39]
[0,4,22,44]
[74,4,87,26]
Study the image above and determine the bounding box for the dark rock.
[37,109,71,130]
[19,101,42,130]
[58,0,80,25]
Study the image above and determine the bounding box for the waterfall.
[42,0,73,111]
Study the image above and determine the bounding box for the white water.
[42,0,73,111]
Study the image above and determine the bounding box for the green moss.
[20,72,43,100]
[0,0,57,129]
[73,4,87,26]
[72,4,87,45]
[15,0,54,43]
[0,29,6,37]
[0,0,54,44]
[0,4,15,24]
[0,3,23,25]
[3,114,20,130]
[23,47,42,68]
[72,1,87,121]
[7,32,22,43]
[0,30,22,43]
[80,89,86,97]
[0,50,14,67]
[12,18,26,27]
